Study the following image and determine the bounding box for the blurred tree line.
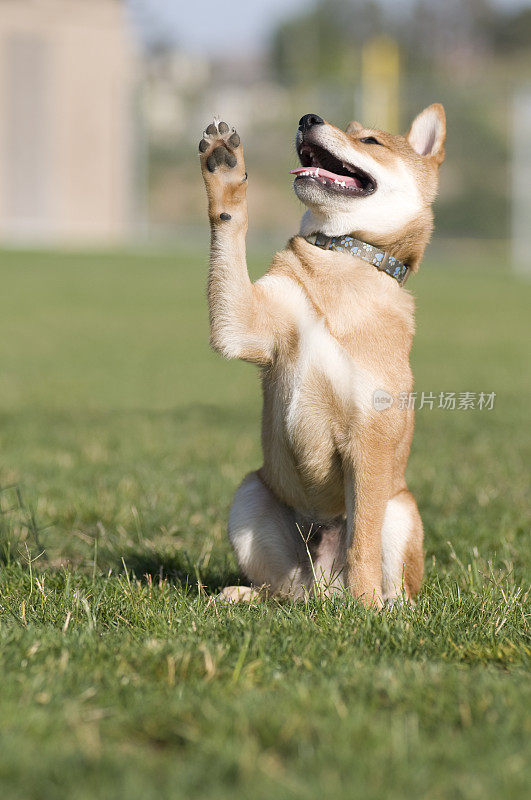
[268,0,531,238]
[270,0,531,84]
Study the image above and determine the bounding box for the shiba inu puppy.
[198,105,445,606]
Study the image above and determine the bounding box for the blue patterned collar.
[304,233,410,286]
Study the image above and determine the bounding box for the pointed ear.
[346,120,363,135]
[406,104,446,165]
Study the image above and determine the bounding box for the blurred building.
[143,49,209,145]
[0,0,135,244]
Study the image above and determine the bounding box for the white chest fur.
[257,274,378,431]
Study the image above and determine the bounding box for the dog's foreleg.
[344,435,395,609]
[198,121,276,364]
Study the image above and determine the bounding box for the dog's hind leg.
[222,471,348,602]
[222,471,312,601]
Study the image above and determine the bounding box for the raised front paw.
[199,121,242,171]
[198,121,247,221]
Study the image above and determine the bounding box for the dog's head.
[292,105,446,270]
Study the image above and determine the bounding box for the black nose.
[299,113,324,133]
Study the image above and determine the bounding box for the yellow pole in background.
[361,36,400,132]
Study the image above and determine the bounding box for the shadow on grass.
[120,548,241,595]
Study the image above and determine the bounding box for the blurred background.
[0,0,530,267]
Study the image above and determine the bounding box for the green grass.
[0,243,529,800]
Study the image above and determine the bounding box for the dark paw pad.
[212,146,226,165]
[200,121,241,172]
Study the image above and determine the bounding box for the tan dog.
[198,105,446,606]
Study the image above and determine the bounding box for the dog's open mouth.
[291,142,376,197]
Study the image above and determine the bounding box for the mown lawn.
[0,243,529,800]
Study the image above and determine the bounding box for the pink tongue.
[290,165,363,189]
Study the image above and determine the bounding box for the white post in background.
[512,89,531,277]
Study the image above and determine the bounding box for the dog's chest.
[287,309,376,438]
[258,272,383,513]
[260,275,378,439]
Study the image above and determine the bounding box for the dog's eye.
[360,136,382,145]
